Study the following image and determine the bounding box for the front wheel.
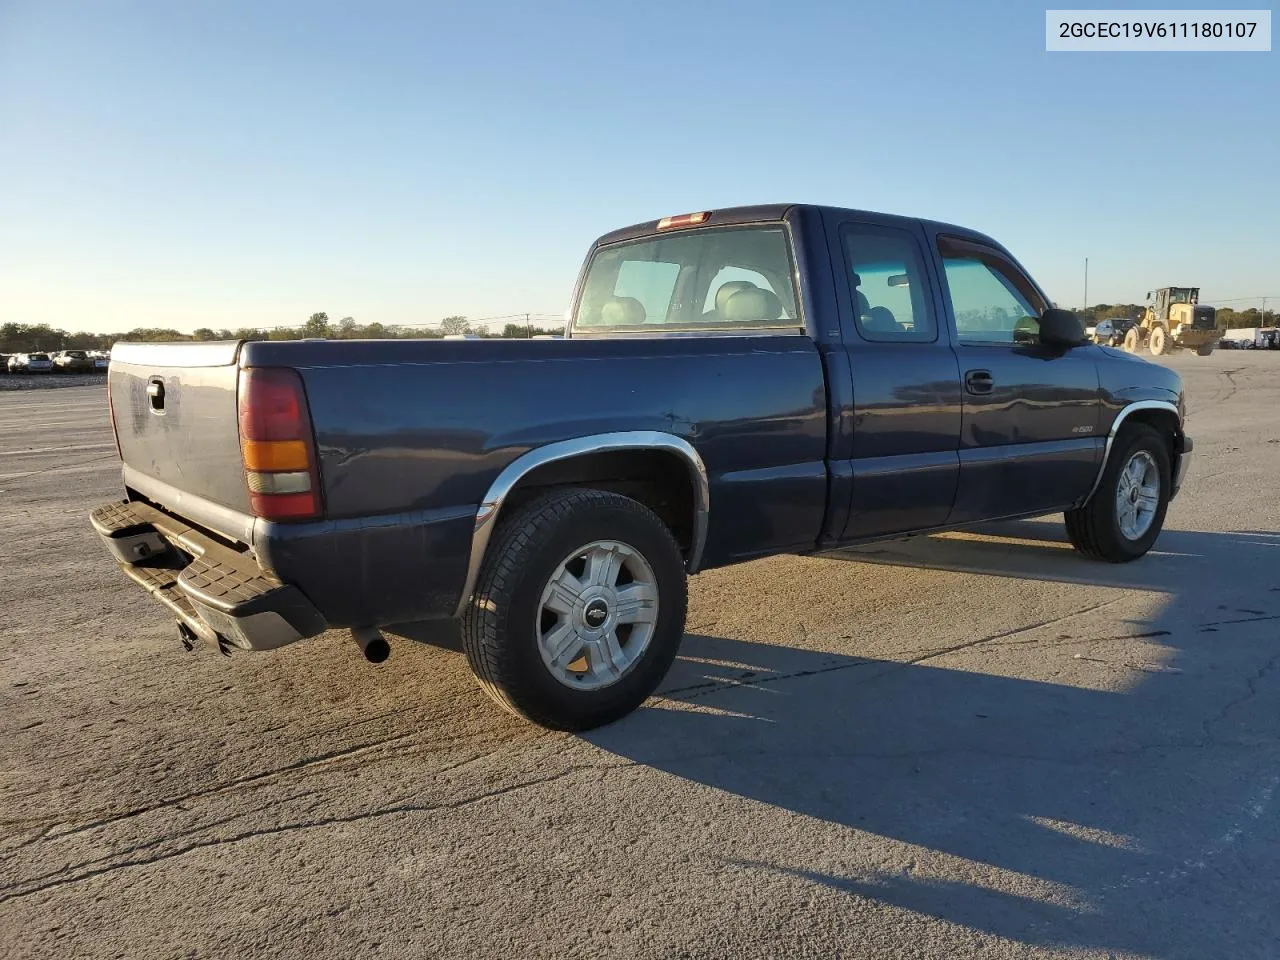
[1196,344,1215,356]
[1123,327,1142,353]
[461,488,688,730]
[1149,325,1168,355]
[1065,424,1171,562]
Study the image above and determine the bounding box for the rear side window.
[840,226,937,342]
[573,225,800,332]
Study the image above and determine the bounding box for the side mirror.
[1039,308,1088,347]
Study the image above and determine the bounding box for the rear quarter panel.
[242,335,830,569]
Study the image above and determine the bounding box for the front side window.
[841,226,937,342]
[573,226,800,332]
[939,238,1046,345]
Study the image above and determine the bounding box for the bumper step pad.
[91,500,326,651]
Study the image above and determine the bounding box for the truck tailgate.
[109,341,252,522]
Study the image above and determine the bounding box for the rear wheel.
[461,488,688,730]
[1149,325,1168,355]
[1123,327,1142,353]
[1065,424,1171,562]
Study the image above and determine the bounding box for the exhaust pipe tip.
[351,627,390,664]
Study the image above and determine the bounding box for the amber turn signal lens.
[241,439,310,472]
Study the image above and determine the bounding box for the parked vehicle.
[1092,318,1137,347]
[54,349,94,373]
[9,353,54,373]
[0,354,9,373]
[93,353,110,370]
[91,204,1192,730]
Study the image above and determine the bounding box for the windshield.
[572,225,800,333]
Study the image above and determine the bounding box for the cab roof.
[594,203,1002,249]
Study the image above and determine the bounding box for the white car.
[9,352,54,373]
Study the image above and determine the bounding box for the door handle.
[965,369,994,395]
[147,378,165,412]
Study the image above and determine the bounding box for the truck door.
[930,233,1102,523]
[823,213,964,540]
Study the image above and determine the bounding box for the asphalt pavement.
[2,353,1278,959]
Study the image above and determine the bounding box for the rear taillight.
[237,367,322,521]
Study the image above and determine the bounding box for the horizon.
[1,1,1276,335]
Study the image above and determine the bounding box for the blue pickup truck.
[93,204,1191,729]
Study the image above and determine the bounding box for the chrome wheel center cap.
[582,598,610,629]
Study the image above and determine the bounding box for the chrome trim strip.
[453,431,710,618]
[1076,400,1180,507]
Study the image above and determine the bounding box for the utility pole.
[1083,257,1089,310]
[525,312,531,338]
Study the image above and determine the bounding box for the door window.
[841,226,937,342]
[938,238,1046,345]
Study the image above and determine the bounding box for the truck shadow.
[588,522,1280,958]
[823,518,1280,593]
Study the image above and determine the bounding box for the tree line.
[0,313,565,353]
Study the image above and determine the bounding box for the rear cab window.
[572,225,801,334]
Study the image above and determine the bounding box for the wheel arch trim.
[453,431,710,618]
[1076,400,1180,507]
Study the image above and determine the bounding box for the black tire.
[460,487,688,730]
[1149,325,1168,356]
[1064,423,1171,562]
[1196,344,1214,357]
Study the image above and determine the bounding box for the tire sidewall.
[494,496,686,726]
[1099,427,1171,558]
[1150,327,1166,355]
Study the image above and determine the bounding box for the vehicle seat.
[864,305,902,333]
[721,287,783,323]
[856,291,871,317]
[599,296,646,326]
[713,280,758,320]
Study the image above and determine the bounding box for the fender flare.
[1076,400,1180,507]
[453,431,710,617]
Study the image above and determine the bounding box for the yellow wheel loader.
[1123,287,1221,357]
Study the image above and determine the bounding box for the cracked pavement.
[2,352,1279,959]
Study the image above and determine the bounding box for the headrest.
[856,290,871,316]
[722,287,782,323]
[714,280,757,316]
[600,296,646,325]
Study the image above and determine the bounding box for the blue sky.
[1,0,1275,334]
